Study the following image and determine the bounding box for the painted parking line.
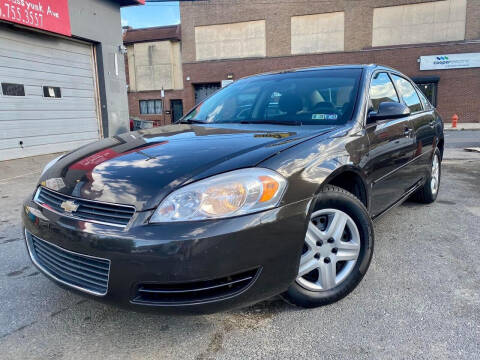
[0,171,41,184]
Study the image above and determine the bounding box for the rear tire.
[282,185,374,308]
[410,148,441,204]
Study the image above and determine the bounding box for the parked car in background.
[131,118,155,131]
[22,65,443,312]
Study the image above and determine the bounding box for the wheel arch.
[437,137,444,161]
[320,166,370,211]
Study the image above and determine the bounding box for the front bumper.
[22,197,310,313]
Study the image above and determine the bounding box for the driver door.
[364,72,417,216]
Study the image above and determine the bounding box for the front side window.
[391,75,423,113]
[182,69,362,126]
[369,72,399,111]
[140,99,163,115]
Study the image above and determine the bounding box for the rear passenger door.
[391,74,435,184]
[365,72,417,216]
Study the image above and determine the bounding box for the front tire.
[282,185,374,308]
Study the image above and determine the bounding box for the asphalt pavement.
[0,131,479,359]
[445,130,479,149]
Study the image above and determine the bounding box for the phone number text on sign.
[0,0,71,36]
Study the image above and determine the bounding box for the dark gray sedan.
[22,64,444,313]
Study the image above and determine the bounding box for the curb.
[444,128,480,131]
[443,123,480,131]
[464,148,480,153]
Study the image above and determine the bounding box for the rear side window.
[369,72,398,111]
[391,75,423,113]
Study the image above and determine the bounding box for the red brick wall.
[179,42,480,123]
[180,0,480,62]
[126,41,480,124]
[127,89,188,126]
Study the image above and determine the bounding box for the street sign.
[420,53,480,70]
[0,0,71,36]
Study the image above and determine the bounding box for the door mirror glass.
[367,101,410,123]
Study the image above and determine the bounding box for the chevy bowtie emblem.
[60,200,79,213]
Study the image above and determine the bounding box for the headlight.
[150,168,287,222]
[40,155,63,176]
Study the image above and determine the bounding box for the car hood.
[39,123,336,210]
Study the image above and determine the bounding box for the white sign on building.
[420,53,480,70]
[221,79,234,87]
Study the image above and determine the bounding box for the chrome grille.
[34,186,135,227]
[26,232,110,296]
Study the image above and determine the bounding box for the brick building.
[124,25,184,125]
[127,0,480,125]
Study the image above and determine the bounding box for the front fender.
[260,131,370,208]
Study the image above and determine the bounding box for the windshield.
[181,69,362,126]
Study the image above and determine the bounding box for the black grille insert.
[27,232,110,295]
[35,186,135,227]
[133,269,260,305]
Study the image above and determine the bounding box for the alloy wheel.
[431,154,440,195]
[296,209,361,291]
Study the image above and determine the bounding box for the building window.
[2,83,25,96]
[291,12,345,55]
[194,83,221,105]
[195,20,266,61]
[140,99,163,114]
[372,0,467,47]
[412,77,439,107]
[415,83,437,107]
[43,86,62,98]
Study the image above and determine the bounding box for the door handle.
[429,120,436,127]
[404,127,412,136]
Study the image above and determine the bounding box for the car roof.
[245,64,399,79]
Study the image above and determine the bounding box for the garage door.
[0,26,100,161]
[194,83,221,105]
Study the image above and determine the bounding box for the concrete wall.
[127,41,183,91]
[372,0,467,46]
[291,12,344,55]
[195,20,266,61]
[68,0,129,137]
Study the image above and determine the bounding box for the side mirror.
[367,102,410,123]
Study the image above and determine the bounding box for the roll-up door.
[0,26,100,161]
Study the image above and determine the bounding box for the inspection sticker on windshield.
[312,114,338,120]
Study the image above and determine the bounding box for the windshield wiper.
[240,120,301,126]
[177,119,207,124]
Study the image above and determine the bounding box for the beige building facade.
[126,40,183,92]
